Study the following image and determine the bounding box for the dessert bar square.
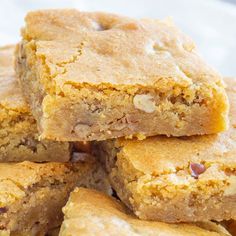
[0,45,70,162]
[16,9,228,141]
[59,187,230,236]
[94,77,236,223]
[0,156,110,235]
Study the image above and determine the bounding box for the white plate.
[1,0,236,75]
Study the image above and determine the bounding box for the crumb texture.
[0,157,110,235]
[96,78,236,222]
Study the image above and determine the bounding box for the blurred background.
[1,0,236,76]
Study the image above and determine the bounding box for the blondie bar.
[94,77,236,222]
[0,45,70,162]
[59,187,230,236]
[0,157,110,235]
[16,9,228,141]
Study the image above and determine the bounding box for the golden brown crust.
[16,9,229,140]
[59,187,230,236]
[0,45,27,111]
[23,10,223,88]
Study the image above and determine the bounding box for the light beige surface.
[95,77,236,222]
[16,9,228,141]
[0,156,110,235]
[0,45,70,162]
[59,187,230,236]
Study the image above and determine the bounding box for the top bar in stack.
[16,9,228,141]
[0,45,70,162]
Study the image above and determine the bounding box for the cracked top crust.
[22,9,225,94]
[0,45,28,112]
[112,78,236,175]
[59,187,230,236]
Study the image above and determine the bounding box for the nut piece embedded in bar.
[133,94,156,113]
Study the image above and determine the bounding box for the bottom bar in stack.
[0,155,110,235]
[59,187,230,236]
[94,77,236,223]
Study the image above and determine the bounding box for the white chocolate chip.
[145,40,155,54]
[133,94,156,113]
[91,20,103,31]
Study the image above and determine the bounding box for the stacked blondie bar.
[0,8,234,235]
[0,46,111,235]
